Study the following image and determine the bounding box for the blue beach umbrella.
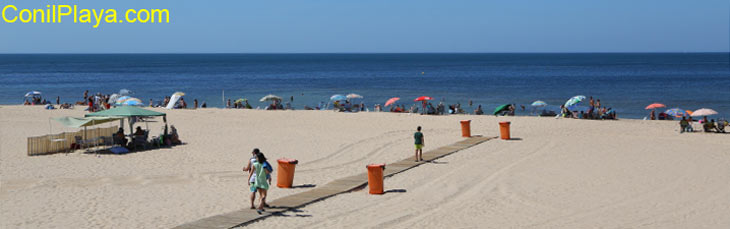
[115,96,132,105]
[564,95,586,108]
[531,100,547,107]
[330,94,346,101]
[664,108,686,118]
[25,91,42,97]
[120,98,144,106]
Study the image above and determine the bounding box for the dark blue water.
[1,53,728,119]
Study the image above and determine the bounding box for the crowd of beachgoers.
[21,90,728,134]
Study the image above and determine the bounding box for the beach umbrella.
[24,91,42,97]
[564,95,586,108]
[645,103,666,110]
[260,94,282,102]
[531,100,547,107]
[346,93,363,99]
[173,91,185,97]
[664,108,686,117]
[119,98,144,106]
[119,89,132,96]
[493,104,511,115]
[385,97,400,107]
[330,94,346,101]
[685,110,693,116]
[690,108,718,117]
[108,94,120,104]
[414,96,433,102]
[115,96,132,105]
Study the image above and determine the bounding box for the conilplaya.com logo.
[2,4,170,28]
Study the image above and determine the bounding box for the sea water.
[1,53,728,119]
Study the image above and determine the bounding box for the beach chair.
[101,136,113,147]
[717,119,727,133]
[74,136,90,150]
[132,131,149,151]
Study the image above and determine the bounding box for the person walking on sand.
[414,126,425,162]
[248,152,270,214]
[243,148,261,209]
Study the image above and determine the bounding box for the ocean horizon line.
[1,51,729,55]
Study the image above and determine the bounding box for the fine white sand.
[1,105,729,228]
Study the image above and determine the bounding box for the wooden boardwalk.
[174,136,494,229]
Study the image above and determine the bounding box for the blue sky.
[1,0,728,53]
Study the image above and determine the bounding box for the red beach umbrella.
[385,97,400,107]
[645,103,666,110]
[414,96,433,102]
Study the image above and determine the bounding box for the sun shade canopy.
[85,106,166,117]
[53,116,121,128]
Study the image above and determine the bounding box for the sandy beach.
[2,105,729,228]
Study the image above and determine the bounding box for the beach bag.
[263,161,273,173]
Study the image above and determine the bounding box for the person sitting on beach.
[427,103,436,114]
[717,119,727,133]
[560,105,571,118]
[201,102,207,108]
[679,117,690,133]
[114,128,128,146]
[701,116,710,132]
[394,106,403,113]
[650,110,656,120]
[134,127,145,137]
[180,98,187,109]
[169,125,181,144]
[244,100,252,109]
[706,119,719,133]
[474,105,484,115]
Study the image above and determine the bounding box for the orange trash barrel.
[460,120,471,137]
[499,121,511,140]
[366,163,386,194]
[276,158,298,188]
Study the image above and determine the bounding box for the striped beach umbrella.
[564,95,586,108]
[664,108,686,117]
[531,100,547,107]
[115,96,132,105]
[330,94,346,101]
[120,98,144,106]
